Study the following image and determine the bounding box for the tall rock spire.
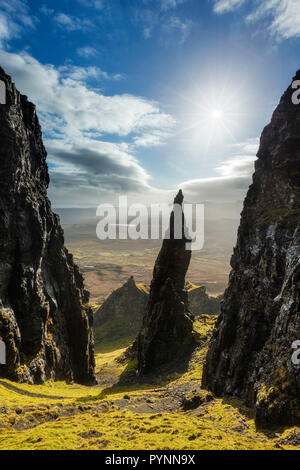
[202,70,300,426]
[137,190,194,374]
[0,67,95,384]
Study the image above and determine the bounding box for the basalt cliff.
[137,190,195,374]
[0,67,95,384]
[202,71,300,426]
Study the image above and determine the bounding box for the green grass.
[0,316,298,450]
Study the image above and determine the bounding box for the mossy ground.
[0,316,298,450]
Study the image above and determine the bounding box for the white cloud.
[58,64,123,82]
[213,0,300,41]
[247,0,300,41]
[213,0,246,14]
[216,155,256,177]
[58,64,104,81]
[0,48,176,205]
[59,63,124,82]
[0,50,175,141]
[181,174,250,203]
[133,130,173,147]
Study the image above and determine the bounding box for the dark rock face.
[0,67,95,384]
[186,282,222,316]
[94,276,148,344]
[137,190,194,374]
[202,71,300,426]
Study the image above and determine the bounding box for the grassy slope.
[0,316,298,450]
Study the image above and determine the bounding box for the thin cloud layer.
[163,16,192,45]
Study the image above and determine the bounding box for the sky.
[0,0,300,207]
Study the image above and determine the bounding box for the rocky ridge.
[0,67,95,384]
[202,71,300,426]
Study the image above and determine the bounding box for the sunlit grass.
[0,315,298,450]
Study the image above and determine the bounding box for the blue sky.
[0,0,300,207]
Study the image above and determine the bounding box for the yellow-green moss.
[0,314,298,450]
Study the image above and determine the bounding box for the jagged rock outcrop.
[94,278,221,348]
[137,190,195,374]
[94,276,148,345]
[0,67,95,384]
[186,282,222,316]
[202,71,300,426]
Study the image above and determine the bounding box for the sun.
[211,109,223,121]
[176,80,246,148]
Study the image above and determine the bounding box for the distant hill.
[93,276,149,352]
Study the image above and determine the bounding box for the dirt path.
[0,380,68,400]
